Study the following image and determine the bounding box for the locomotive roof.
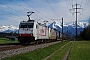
[38,23,48,27]
[20,20,35,23]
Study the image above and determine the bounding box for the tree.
[80,18,90,40]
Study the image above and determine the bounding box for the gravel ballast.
[0,41,61,59]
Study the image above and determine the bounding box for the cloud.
[0,0,90,27]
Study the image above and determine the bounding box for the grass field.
[1,40,90,60]
[48,42,72,60]
[68,41,90,60]
[2,41,69,60]
[0,38,19,44]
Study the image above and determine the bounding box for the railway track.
[0,42,37,52]
[0,45,23,52]
[0,41,61,52]
[0,41,61,59]
[0,43,40,52]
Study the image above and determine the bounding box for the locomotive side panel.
[56,30,62,40]
[33,22,38,40]
[37,24,49,40]
[49,29,56,40]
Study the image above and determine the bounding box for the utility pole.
[62,17,63,42]
[71,3,82,40]
[67,26,68,39]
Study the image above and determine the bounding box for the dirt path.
[43,41,71,60]
[62,42,73,60]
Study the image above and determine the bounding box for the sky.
[0,0,90,27]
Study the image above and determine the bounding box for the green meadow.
[68,41,90,60]
[0,38,18,44]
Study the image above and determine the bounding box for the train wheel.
[20,41,26,46]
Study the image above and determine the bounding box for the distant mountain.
[0,21,89,36]
[0,25,19,33]
[48,21,89,36]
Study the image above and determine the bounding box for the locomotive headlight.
[31,34,33,36]
[31,34,32,36]
[20,34,21,36]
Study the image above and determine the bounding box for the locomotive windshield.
[20,23,34,28]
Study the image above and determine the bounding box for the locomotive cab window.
[27,23,34,28]
[20,23,34,28]
[20,25,27,28]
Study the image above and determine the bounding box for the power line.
[64,0,72,14]
[71,3,83,40]
[23,0,61,24]
[0,1,44,21]
[80,0,83,6]
[0,3,24,15]
[0,3,28,21]
[69,0,72,8]
[78,0,89,19]
[0,0,62,23]
[11,0,52,22]
[64,0,75,23]
[0,9,27,20]
[22,0,51,20]
[9,0,47,22]
[22,0,45,20]
[46,0,60,18]
[22,0,58,23]
[75,0,77,3]
[71,0,74,5]
[0,11,20,20]
[83,0,89,12]
[10,0,29,11]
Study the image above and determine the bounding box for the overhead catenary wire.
[46,0,60,18]
[64,0,73,14]
[0,9,27,20]
[72,0,74,4]
[0,0,58,24]
[0,1,49,24]
[10,0,29,11]
[75,0,77,3]
[80,0,83,6]
[82,0,89,12]
[22,0,45,20]
[0,3,28,21]
[78,0,89,20]
[9,0,47,22]
[10,0,52,22]
[69,0,72,8]
[0,3,25,15]
[22,0,51,20]
[22,0,55,23]
[0,11,22,21]
[64,0,75,24]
